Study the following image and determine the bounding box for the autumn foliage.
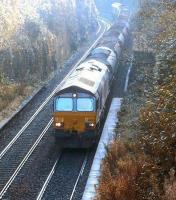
[96,0,176,199]
[96,141,144,200]
[139,73,176,171]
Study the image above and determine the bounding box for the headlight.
[55,122,64,128]
[85,122,95,129]
[89,123,95,127]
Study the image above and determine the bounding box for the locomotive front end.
[52,58,112,148]
[54,92,97,133]
[53,91,98,147]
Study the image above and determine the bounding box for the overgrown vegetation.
[96,0,176,199]
[0,0,98,117]
[0,71,33,122]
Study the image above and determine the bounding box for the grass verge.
[0,83,34,123]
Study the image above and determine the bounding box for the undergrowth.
[0,81,33,116]
[96,1,176,199]
[95,50,176,199]
[0,83,18,112]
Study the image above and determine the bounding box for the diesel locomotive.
[53,9,130,148]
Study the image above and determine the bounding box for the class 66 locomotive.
[53,47,117,148]
[53,11,130,148]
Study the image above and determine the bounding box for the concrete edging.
[82,98,122,200]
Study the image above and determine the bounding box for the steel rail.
[36,153,62,200]
[0,21,109,199]
[0,20,107,161]
[69,152,88,200]
[0,119,53,199]
[36,151,88,200]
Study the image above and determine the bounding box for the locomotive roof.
[55,59,109,98]
[86,46,116,68]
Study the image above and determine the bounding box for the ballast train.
[53,8,130,148]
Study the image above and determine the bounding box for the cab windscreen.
[54,96,95,112]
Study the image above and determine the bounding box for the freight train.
[53,7,130,148]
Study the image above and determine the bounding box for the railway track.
[0,21,107,160]
[36,151,88,200]
[0,22,108,199]
[0,20,133,200]
[0,120,53,199]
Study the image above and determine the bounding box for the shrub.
[96,140,145,200]
[163,168,176,200]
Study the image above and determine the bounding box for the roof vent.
[76,67,84,71]
[79,77,95,87]
[90,65,102,72]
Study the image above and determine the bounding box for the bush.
[96,140,145,200]
[163,168,176,200]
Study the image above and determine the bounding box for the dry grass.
[96,140,144,200]
[96,139,164,200]
[163,169,176,200]
[0,83,18,111]
[0,83,34,122]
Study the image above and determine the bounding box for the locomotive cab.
[53,91,97,133]
[53,55,114,148]
[53,88,100,147]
